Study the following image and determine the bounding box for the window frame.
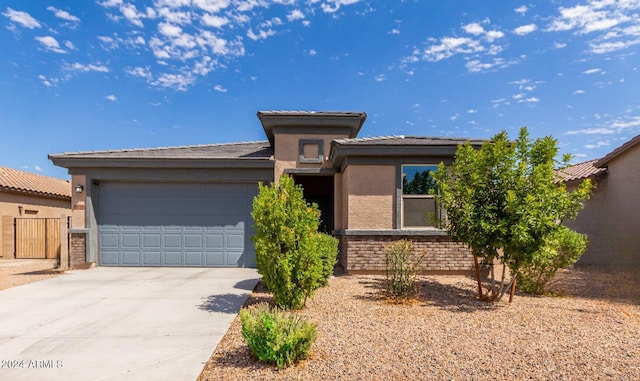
[400,164,444,229]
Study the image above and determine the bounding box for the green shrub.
[517,227,588,294]
[240,303,317,369]
[384,240,424,299]
[251,176,338,310]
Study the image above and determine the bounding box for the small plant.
[517,227,588,295]
[384,240,424,299]
[240,303,317,369]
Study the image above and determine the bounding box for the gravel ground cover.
[199,267,640,381]
[0,259,61,291]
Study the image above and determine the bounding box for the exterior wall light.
[75,184,84,193]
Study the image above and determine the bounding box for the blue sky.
[2,0,639,179]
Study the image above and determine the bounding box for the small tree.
[433,127,591,302]
[251,175,338,310]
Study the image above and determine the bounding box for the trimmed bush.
[251,176,338,310]
[384,240,424,299]
[240,303,317,369]
[517,227,588,295]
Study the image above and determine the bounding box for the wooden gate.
[15,218,61,259]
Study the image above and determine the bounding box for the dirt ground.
[0,259,62,291]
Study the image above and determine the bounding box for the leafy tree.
[251,175,338,310]
[433,127,591,302]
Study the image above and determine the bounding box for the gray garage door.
[97,182,257,267]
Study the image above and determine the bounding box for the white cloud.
[3,7,41,28]
[388,28,400,35]
[514,5,528,15]
[514,23,538,36]
[519,97,540,103]
[466,57,517,73]
[574,89,586,94]
[202,14,229,28]
[309,49,317,56]
[546,1,640,54]
[64,40,76,50]
[321,0,360,14]
[193,0,231,13]
[462,22,484,36]
[563,115,640,136]
[106,94,117,101]
[159,22,182,37]
[247,28,276,41]
[554,42,567,48]
[287,9,305,22]
[584,141,611,149]
[64,62,110,73]
[213,84,227,92]
[35,36,67,54]
[152,72,195,91]
[583,68,601,74]
[374,74,385,82]
[467,109,478,114]
[34,165,43,172]
[38,74,58,87]
[120,3,145,27]
[126,66,152,80]
[99,0,123,7]
[47,6,80,22]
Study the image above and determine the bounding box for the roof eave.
[257,111,367,146]
[49,156,275,170]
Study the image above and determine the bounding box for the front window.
[402,165,443,228]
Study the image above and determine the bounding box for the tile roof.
[333,135,485,146]
[0,166,71,199]
[595,134,640,167]
[556,159,607,182]
[49,141,273,160]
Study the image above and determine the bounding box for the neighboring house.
[560,134,640,268]
[50,111,484,273]
[0,166,72,258]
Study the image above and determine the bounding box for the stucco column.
[58,215,69,270]
[1,215,14,259]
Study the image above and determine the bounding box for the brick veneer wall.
[69,232,86,268]
[337,233,474,274]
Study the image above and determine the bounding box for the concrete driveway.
[0,267,259,381]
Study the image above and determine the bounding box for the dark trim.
[67,167,274,183]
[332,229,448,236]
[298,139,324,164]
[258,112,366,146]
[284,168,337,175]
[50,157,274,169]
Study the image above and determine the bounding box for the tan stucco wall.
[343,165,396,230]
[71,175,87,229]
[273,133,349,179]
[0,191,71,258]
[567,146,640,267]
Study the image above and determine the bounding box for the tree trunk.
[509,275,517,303]
[473,254,483,300]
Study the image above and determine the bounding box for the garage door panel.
[205,251,224,266]
[98,182,257,267]
[121,234,141,248]
[142,234,161,248]
[184,252,203,266]
[184,234,203,249]
[101,233,119,248]
[163,234,182,248]
[163,252,182,266]
[122,251,141,265]
[101,251,119,265]
[143,251,161,265]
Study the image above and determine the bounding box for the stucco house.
[50,111,483,273]
[0,166,72,259]
[560,134,640,268]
